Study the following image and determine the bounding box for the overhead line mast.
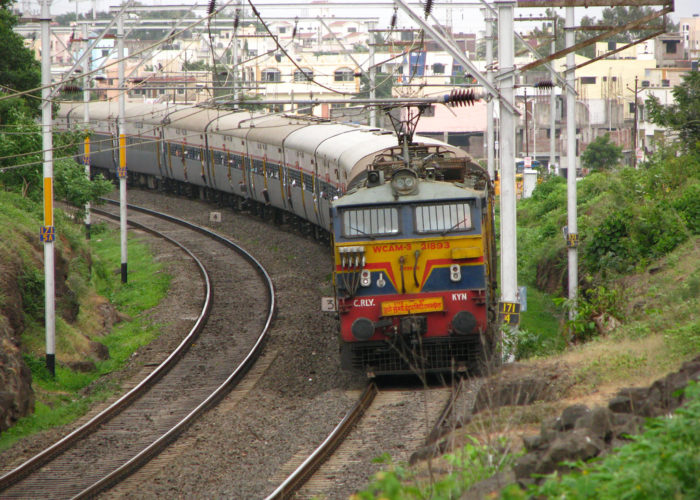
[40,0,56,377]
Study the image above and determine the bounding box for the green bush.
[673,182,700,234]
[631,204,688,260]
[584,210,634,274]
[19,263,44,321]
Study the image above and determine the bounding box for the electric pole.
[118,7,128,283]
[40,0,56,377]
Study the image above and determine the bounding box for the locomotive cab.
[331,164,497,376]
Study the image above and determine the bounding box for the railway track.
[267,381,472,499]
[0,201,275,499]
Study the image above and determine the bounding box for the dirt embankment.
[0,226,117,433]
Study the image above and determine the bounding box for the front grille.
[341,336,485,375]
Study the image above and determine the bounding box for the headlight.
[351,317,375,340]
[391,169,419,196]
[452,311,477,335]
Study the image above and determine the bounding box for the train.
[57,100,499,376]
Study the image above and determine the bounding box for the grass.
[0,222,171,451]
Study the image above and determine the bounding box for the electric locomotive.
[332,142,498,376]
[57,99,497,376]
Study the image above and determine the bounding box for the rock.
[612,413,644,439]
[513,453,540,481]
[540,417,560,444]
[557,404,590,431]
[0,338,34,432]
[575,406,614,442]
[537,429,604,475]
[462,470,517,499]
[522,434,544,452]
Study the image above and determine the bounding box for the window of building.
[348,27,356,33]
[294,68,313,82]
[334,68,354,82]
[279,27,287,34]
[581,76,596,84]
[432,63,445,74]
[261,68,282,82]
[664,40,679,54]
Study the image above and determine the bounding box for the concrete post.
[497,1,518,310]
[485,10,495,181]
[41,0,56,376]
[118,8,128,283]
[565,6,578,320]
[83,23,91,239]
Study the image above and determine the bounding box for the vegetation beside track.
[0,191,170,450]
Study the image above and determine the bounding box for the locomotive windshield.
[414,201,472,234]
[341,207,399,237]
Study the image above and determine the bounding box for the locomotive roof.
[333,180,484,208]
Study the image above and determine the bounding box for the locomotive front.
[331,146,498,376]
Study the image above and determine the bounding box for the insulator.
[390,11,397,30]
[292,17,298,38]
[444,89,478,107]
[62,85,82,93]
[233,10,240,31]
[534,80,554,89]
[354,71,362,78]
[424,0,434,19]
[207,0,216,15]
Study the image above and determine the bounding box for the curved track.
[0,202,275,499]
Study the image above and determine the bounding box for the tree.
[527,6,677,59]
[581,134,623,171]
[646,71,700,152]
[599,6,677,43]
[0,0,41,123]
[355,72,393,100]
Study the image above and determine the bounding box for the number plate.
[381,297,444,316]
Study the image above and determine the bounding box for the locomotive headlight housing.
[450,264,461,282]
[391,169,419,196]
[360,269,371,287]
[351,317,375,341]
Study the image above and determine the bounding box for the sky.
[39,0,700,34]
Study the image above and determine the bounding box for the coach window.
[341,207,399,237]
[414,202,472,233]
